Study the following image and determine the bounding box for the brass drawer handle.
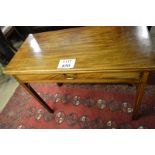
[63,74,76,80]
[66,77,75,80]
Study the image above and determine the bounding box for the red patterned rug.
[0,83,155,129]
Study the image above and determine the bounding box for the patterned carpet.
[0,83,155,129]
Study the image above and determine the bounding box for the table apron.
[15,71,141,84]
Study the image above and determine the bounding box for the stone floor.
[0,64,19,112]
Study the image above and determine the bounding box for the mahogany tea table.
[4,26,155,120]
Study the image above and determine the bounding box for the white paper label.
[57,59,76,69]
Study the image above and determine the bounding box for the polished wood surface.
[3,26,154,120]
[4,26,155,75]
[16,72,140,83]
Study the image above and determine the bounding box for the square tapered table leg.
[132,72,149,120]
[14,76,54,113]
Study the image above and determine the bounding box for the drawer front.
[16,72,140,83]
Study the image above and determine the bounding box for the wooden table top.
[4,26,155,75]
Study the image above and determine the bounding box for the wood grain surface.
[4,26,155,75]
[16,72,140,83]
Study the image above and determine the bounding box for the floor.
[1,82,155,129]
[0,64,19,112]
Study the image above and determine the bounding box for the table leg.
[132,72,149,120]
[14,77,54,113]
